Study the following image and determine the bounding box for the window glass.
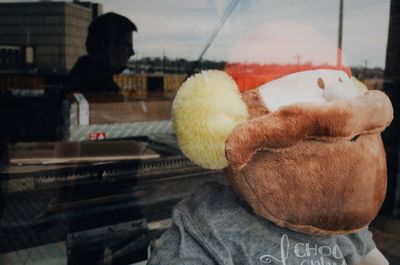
[0,1,398,264]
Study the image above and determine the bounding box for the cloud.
[96,0,389,67]
[341,0,390,67]
[98,0,222,57]
[225,21,341,65]
[0,0,389,67]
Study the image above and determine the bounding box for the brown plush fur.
[226,91,392,169]
[225,90,393,235]
[242,88,271,118]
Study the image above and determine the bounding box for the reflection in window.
[0,1,398,264]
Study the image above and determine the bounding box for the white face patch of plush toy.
[258,70,367,112]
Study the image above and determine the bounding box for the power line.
[187,0,240,77]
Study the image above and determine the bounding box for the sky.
[1,0,391,68]
[94,0,390,68]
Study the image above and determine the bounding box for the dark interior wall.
[383,0,400,216]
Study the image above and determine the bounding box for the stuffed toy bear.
[147,69,393,265]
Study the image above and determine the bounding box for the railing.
[113,74,186,99]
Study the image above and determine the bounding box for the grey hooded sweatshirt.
[147,182,375,265]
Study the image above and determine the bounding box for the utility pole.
[162,48,165,74]
[337,0,343,67]
[296,55,301,66]
[362,59,368,80]
[295,54,301,70]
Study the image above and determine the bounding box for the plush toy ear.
[172,70,249,169]
[351,76,369,94]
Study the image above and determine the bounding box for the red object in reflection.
[88,132,106,140]
[224,57,352,93]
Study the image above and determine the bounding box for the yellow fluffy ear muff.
[172,70,249,169]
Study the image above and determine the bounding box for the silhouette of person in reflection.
[65,12,137,92]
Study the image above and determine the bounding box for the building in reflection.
[0,1,101,72]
